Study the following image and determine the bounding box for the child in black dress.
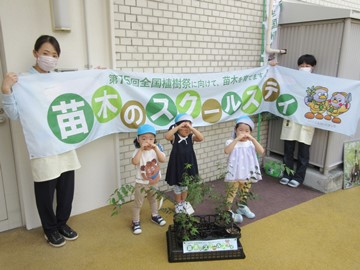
[165,114,204,213]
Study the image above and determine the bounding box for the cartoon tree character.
[140,158,161,185]
[325,92,352,123]
[304,86,328,119]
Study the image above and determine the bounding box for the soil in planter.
[174,214,241,242]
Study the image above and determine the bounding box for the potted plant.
[168,163,248,241]
[163,163,213,242]
[165,165,246,262]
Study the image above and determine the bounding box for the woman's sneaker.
[132,221,142,235]
[288,179,300,188]
[44,230,66,247]
[279,177,290,185]
[151,215,166,226]
[237,205,256,219]
[58,224,78,240]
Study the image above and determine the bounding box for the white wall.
[300,0,360,10]
[0,0,118,229]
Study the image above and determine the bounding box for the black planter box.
[166,215,246,263]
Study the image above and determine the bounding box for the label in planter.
[183,238,238,253]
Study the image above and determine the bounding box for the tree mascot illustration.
[304,86,328,119]
[325,92,352,123]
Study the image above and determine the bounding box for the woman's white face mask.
[299,67,312,73]
[37,55,58,72]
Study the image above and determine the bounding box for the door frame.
[0,18,22,232]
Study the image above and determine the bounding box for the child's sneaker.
[228,210,243,223]
[132,221,142,235]
[151,215,166,226]
[237,205,256,219]
[175,202,186,214]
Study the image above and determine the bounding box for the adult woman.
[1,35,80,247]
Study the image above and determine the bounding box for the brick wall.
[113,0,264,73]
[112,0,268,191]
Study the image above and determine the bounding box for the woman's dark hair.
[34,35,61,56]
[133,137,157,148]
[297,54,317,67]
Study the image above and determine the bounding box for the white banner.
[12,65,360,158]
